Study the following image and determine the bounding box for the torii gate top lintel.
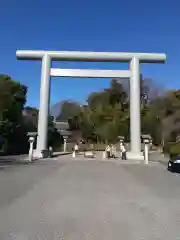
[16,50,166,63]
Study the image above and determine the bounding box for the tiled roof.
[58,129,71,136]
[55,121,69,130]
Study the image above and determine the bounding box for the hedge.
[169,142,180,157]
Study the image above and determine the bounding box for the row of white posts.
[71,139,150,164]
[119,137,150,164]
[27,134,68,162]
[28,133,150,163]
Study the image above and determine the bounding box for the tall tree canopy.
[54,77,180,146]
[0,75,63,155]
[0,74,28,154]
[2,73,178,155]
[23,106,63,149]
[61,79,130,143]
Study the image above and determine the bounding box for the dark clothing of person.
[107,151,111,158]
[122,151,126,160]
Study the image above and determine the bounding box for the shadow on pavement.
[0,155,32,166]
[52,152,71,158]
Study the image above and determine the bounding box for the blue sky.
[0,0,180,107]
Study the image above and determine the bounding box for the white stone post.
[144,143,149,164]
[63,139,67,152]
[72,151,76,158]
[130,57,141,155]
[120,140,123,158]
[29,141,33,162]
[36,54,51,157]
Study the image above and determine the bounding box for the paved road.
[0,156,180,239]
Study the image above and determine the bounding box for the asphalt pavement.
[0,155,180,239]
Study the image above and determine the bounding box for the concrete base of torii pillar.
[126,152,144,160]
[33,149,43,159]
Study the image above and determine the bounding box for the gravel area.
[0,156,180,239]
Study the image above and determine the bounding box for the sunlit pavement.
[0,155,180,239]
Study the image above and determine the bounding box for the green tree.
[73,79,129,142]
[0,74,28,154]
[23,106,38,132]
[87,91,110,109]
[23,106,63,150]
[141,89,180,145]
[54,76,170,147]
[47,115,63,149]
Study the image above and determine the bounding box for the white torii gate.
[16,50,166,159]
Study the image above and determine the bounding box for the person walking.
[106,144,111,159]
[111,144,116,158]
[74,143,79,154]
[49,146,53,157]
[121,144,126,160]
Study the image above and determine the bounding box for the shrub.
[169,142,180,157]
[163,142,175,153]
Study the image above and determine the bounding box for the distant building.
[54,120,82,143]
[54,121,71,139]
